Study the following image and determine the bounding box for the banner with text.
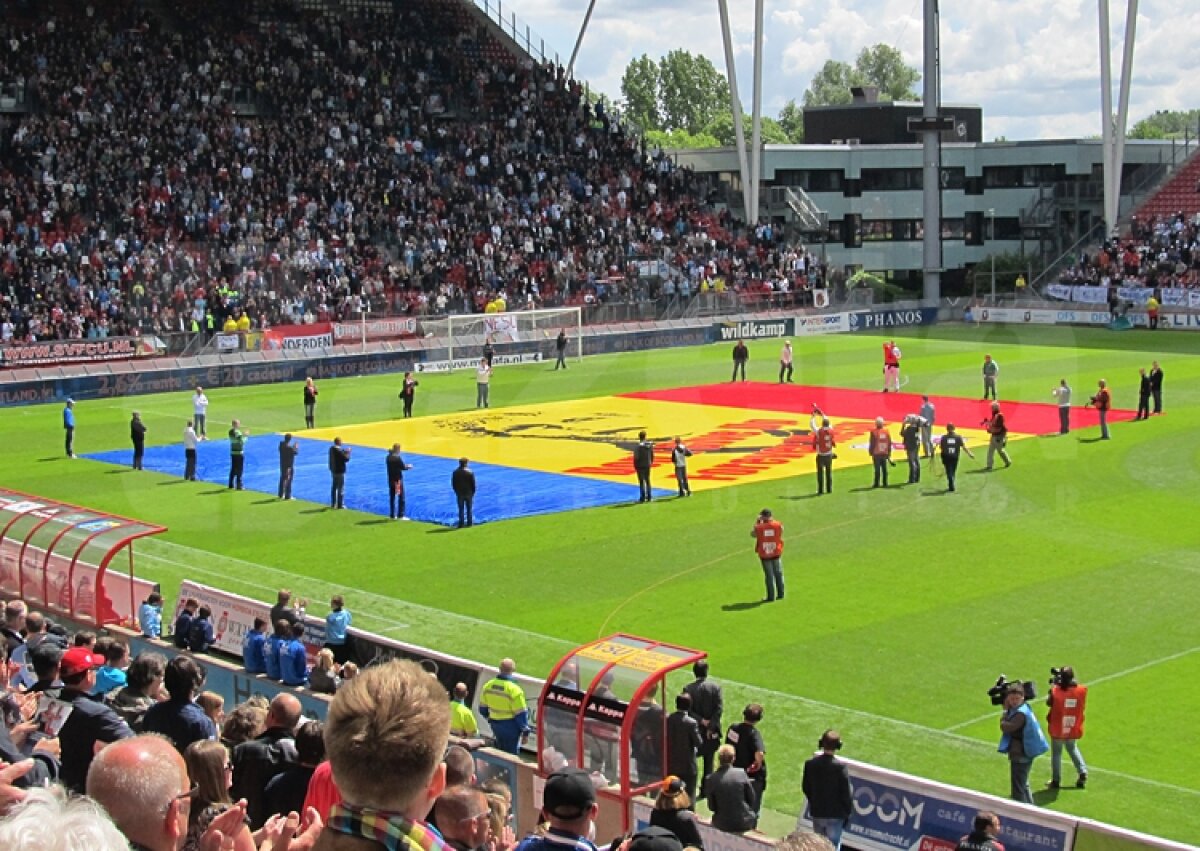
[0,336,154,368]
[793,312,850,335]
[798,760,1076,851]
[261,322,334,352]
[333,318,418,342]
[714,318,795,341]
[417,352,544,373]
[847,308,939,332]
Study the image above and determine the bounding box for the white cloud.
[499,0,1199,139]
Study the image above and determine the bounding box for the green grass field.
[2,323,1198,842]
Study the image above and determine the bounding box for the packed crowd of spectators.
[0,0,820,348]
[1056,211,1200,288]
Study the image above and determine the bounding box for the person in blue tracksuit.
[243,617,268,675]
[281,623,309,687]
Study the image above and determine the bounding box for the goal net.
[443,307,582,364]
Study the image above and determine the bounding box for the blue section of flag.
[84,437,670,526]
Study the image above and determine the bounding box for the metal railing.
[471,0,560,67]
[1028,221,1106,294]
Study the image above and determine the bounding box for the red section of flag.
[622,384,1135,434]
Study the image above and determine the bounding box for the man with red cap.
[54,644,134,791]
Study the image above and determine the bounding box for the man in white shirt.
[192,386,210,439]
[779,341,794,383]
[183,420,199,480]
[475,359,492,409]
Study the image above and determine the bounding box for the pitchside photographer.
[993,679,1049,804]
[1045,666,1088,789]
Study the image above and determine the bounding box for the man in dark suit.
[451,457,476,528]
[130,412,147,470]
[328,437,351,509]
[1149,360,1164,414]
[1135,368,1151,420]
[706,744,757,834]
[387,443,413,520]
[803,730,854,850]
[278,433,298,499]
[231,693,301,829]
[666,692,703,800]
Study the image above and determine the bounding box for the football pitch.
[2,323,1198,841]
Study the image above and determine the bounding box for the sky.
[490,0,1199,141]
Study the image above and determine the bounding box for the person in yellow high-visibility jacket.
[479,658,529,753]
[450,682,479,739]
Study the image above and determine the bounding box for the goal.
[445,307,582,364]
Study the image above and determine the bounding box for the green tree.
[1129,109,1200,139]
[803,44,921,107]
[803,59,858,107]
[855,44,920,102]
[620,54,661,131]
[644,128,722,150]
[702,112,790,147]
[778,99,805,143]
[657,49,730,135]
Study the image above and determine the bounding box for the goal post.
[445,306,583,364]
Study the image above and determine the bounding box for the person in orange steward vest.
[751,509,784,602]
[882,341,901,392]
[1045,666,1088,789]
[1086,379,1112,440]
[810,407,836,495]
[868,417,894,488]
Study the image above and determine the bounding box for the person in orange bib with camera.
[751,509,785,603]
[1045,666,1088,789]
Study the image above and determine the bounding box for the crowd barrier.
[1044,284,1200,309]
[0,305,949,406]
[174,581,545,744]
[972,306,1200,330]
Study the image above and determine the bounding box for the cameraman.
[1045,667,1088,789]
[983,402,1011,470]
[998,683,1048,804]
[751,509,785,603]
[1086,379,1112,440]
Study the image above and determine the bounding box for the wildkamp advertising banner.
[261,322,334,351]
[713,318,795,341]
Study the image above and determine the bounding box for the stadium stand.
[1056,213,1199,288]
[0,0,822,349]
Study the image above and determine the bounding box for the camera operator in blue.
[998,683,1049,803]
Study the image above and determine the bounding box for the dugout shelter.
[538,633,705,828]
[0,487,164,628]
